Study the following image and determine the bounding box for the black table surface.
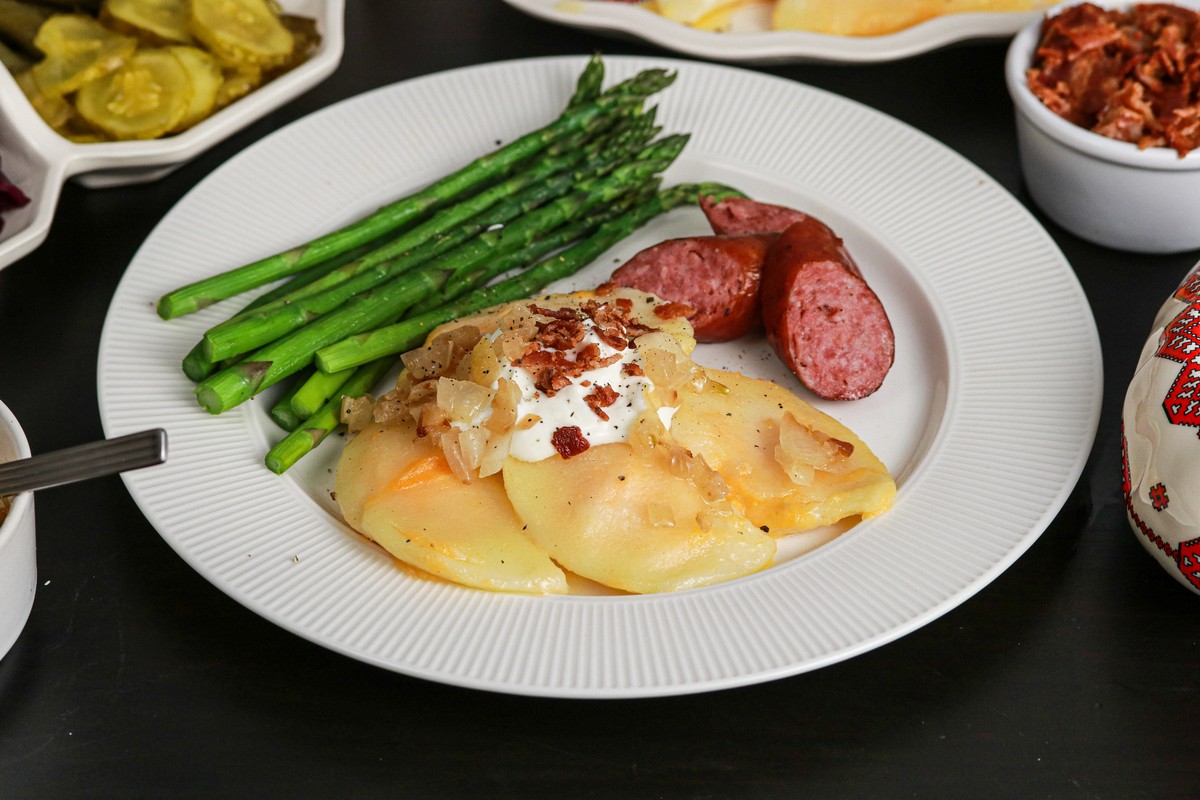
[2,3,1199,798]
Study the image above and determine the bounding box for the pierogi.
[334,287,895,594]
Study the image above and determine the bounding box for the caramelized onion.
[775,411,854,486]
[436,376,493,424]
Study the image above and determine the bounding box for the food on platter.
[1026,3,1200,157]
[770,0,1052,35]
[602,0,1052,35]
[0,156,30,234]
[334,287,895,594]
[612,195,895,399]
[8,0,321,142]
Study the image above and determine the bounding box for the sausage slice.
[611,234,775,342]
[701,195,809,236]
[760,218,894,400]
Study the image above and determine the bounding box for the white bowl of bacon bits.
[1005,1,1200,253]
[0,401,35,660]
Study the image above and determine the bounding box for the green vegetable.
[263,357,395,474]
[156,69,676,319]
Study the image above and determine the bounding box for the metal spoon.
[0,429,167,495]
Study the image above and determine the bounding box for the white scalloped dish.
[503,0,1046,64]
[0,0,345,274]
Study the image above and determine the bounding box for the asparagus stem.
[289,366,354,421]
[156,70,676,319]
[192,137,687,414]
[200,113,658,363]
[313,182,744,372]
[268,369,314,431]
[181,240,382,381]
[263,357,396,475]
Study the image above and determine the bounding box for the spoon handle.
[0,429,167,496]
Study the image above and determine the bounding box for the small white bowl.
[0,401,35,660]
[1005,1,1200,254]
[0,0,345,272]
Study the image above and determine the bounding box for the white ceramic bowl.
[0,0,345,272]
[1005,1,1200,253]
[1122,259,1200,595]
[0,401,35,660]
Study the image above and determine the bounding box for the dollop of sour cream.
[475,314,677,462]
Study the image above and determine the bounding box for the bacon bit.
[622,362,644,377]
[1027,3,1200,156]
[653,301,696,320]
[528,303,580,322]
[551,425,590,459]
[584,384,620,420]
[595,281,618,296]
[536,317,585,350]
[614,297,634,311]
[576,342,621,372]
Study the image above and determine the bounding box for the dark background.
[1,2,1198,797]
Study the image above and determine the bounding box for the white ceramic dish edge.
[504,0,1046,64]
[0,0,345,274]
[0,400,35,661]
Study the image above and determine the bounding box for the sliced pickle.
[75,47,192,139]
[30,14,136,96]
[189,0,293,68]
[213,62,259,107]
[101,0,192,45]
[266,13,318,76]
[167,44,221,129]
[14,68,74,130]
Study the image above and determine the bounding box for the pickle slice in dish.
[167,44,222,129]
[101,0,193,45]
[30,14,137,96]
[75,47,192,139]
[189,0,293,68]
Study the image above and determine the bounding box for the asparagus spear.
[156,70,676,319]
[568,53,604,109]
[268,368,315,431]
[200,112,659,362]
[181,239,387,381]
[314,182,745,373]
[289,366,354,421]
[263,357,396,474]
[191,136,686,414]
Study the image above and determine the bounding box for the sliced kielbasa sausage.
[611,234,775,342]
[701,195,810,236]
[760,218,894,400]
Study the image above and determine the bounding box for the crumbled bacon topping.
[1027,3,1200,156]
[653,301,696,320]
[584,384,620,421]
[551,425,590,459]
[513,299,652,397]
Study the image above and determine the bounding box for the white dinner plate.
[98,56,1101,698]
[503,0,1046,64]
